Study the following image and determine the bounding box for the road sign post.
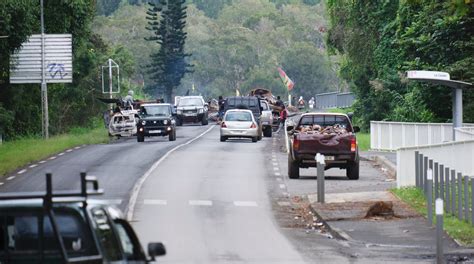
[315,153,325,203]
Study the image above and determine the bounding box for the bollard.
[458,172,463,220]
[444,167,450,214]
[464,176,469,222]
[423,156,428,195]
[451,170,456,216]
[439,164,445,202]
[315,153,325,203]
[434,162,439,199]
[420,154,425,190]
[427,159,433,198]
[427,168,433,226]
[436,198,444,264]
[415,151,420,188]
[471,177,474,226]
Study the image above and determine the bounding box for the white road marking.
[273,167,280,171]
[74,146,81,150]
[66,149,73,152]
[276,177,282,182]
[274,172,281,176]
[39,160,47,164]
[29,164,38,168]
[58,152,65,156]
[49,156,57,160]
[144,199,167,205]
[234,201,258,207]
[279,184,286,189]
[189,200,213,206]
[17,169,27,174]
[282,192,289,197]
[272,162,278,166]
[126,125,215,221]
[99,199,122,205]
[0,182,4,186]
[277,201,291,206]
[6,176,15,181]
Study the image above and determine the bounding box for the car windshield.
[300,115,351,130]
[225,111,252,122]
[141,105,170,116]
[178,98,203,107]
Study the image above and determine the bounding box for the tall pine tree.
[145,0,192,102]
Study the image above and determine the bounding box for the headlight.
[198,108,204,114]
[141,120,146,125]
[163,119,168,125]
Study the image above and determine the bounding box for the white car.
[220,109,259,142]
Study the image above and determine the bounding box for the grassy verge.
[0,127,109,177]
[391,187,474,246]
[357,133,370,151]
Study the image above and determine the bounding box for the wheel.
[201,115,208,125]
[137,134,144,142]
[169,130,176,141]
[346,161,360,180]
[288,154,300,179]
[252,137,258,142]
[263,126,272,137]
[220,136,227,142]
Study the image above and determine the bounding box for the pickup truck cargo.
[287,113,360,180]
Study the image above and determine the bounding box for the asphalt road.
[131,126,308,264]
[0,124,211,211]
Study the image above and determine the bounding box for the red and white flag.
[277,67,295,91]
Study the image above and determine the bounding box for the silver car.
[220,109,259,142]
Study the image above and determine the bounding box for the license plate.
[262,121,269,125]
[184,113,196,116]
[325,156,335,161]
[149,130,161,134]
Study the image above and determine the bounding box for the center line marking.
[17,169,27,174]
[98,199,122,205]
[274,172,281,176]
[144,199,167,205]
[279,184,286,189]
[276,177,282,181]
[189,200,213,206]
[272,162,278,166]
[273,167,280,171]
[6,176,15,181]
[234,201,258,207]
[29,164,38,168]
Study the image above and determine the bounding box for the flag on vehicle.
[277,67,294,91]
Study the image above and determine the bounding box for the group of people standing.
[297,96,316,110]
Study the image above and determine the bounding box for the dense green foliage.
[0,0,137,140]
[326,1,474,130]
[145,0,192,101]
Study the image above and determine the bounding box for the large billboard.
[10,34,72,84]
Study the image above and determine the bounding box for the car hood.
[177,106,203,110]
[140,116,171,121]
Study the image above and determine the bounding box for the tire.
[220,136,227,142]
[169,130,176,141]
[252,137,258,142]
[137,134,144,142]
[346,161,360,180]
[263,126,272,137]
[201,115,208,125]
[288,154,300,179]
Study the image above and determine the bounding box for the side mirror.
[148,242,166,260]
[353,126,360,133]
[286,125,294,131]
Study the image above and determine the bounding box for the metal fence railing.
[455,127,474,141]
[314,92,354,109]
[414,151,474,226]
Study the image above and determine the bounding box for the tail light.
[293,138,300,151]
[351,138,357,152]
[221,122,227,128]
[250,123,257,128]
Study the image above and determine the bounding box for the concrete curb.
[307,202,347,241]
[373,155,397,178]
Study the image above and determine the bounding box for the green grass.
[357,132,370,151]
[328,107,354,114]
[0,127,109,177]
[391,187,474,246]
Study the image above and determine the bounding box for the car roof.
[180,96,203,99]
[225,109,253,113]
[301,112,349,118]
[141,103,171,107]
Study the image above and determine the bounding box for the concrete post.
[436,198,444,264]
[315,153,325,203]
[427,168,433,226]
[415,151,420,188]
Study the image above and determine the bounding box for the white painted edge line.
[49,156,57,160]
[39,160,47,164]
[0,182,4,186]
[29,164,38,168]
[17,169,27,175]
[189,200,213,206]
[66,149,73,152]
[276,177,282,181]
[234,201,258,207]
[144,199,167,205]
[58,152,65,156]
[274,172,281,176]
[273,167,280,171]
[272,162,278,166]
[6,176,15,181]
[98,199,122,205]
[279,184,286,189]
[74,146,81,150]
[126,125,215,221]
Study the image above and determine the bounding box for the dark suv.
[175,96,209,126]
[224,96,263,140]
[0,172,165,263]
[137,103,177,142]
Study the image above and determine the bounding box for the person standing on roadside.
[218,95,225,120]
[297,96,305,110]
[308,97,315,109]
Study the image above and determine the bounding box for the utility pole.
[40,0,49,139]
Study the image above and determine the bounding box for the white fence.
[370,121,474,151]
[455,127,474,141]
[315,92,355,109]
[397,140,474,187]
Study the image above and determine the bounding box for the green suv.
[0,173,165,263]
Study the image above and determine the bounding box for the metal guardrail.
[371,121,474,151]
[414,151,474,226]
[314,92,354,109]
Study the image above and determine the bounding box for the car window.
[261,101,268,111]
[225,112,252,122]
[300,115,351,130]
[113,220,144,261]
[92,208,122,261]
[141,105,170,116]
[178,98,203,107]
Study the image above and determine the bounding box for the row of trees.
[326,1,474,130]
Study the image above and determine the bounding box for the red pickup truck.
[287,113,360,180]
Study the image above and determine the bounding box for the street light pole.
[40,0,49,139]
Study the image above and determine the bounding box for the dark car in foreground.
[287,113,360,180]
[0,173,165,263]
[137,103,177,142]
